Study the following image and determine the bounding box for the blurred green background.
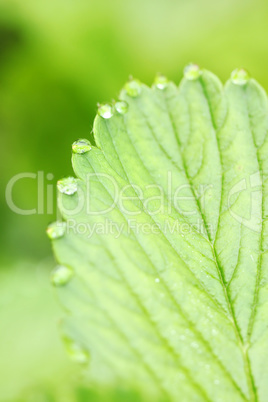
[1,0,268,400]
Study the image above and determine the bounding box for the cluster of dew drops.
[46,63,250,281]
[46,63,250,284]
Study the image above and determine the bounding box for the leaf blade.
[49,69,268,401]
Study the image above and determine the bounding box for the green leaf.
[48,66,268,401]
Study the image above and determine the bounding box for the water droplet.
[184,63,202,80]
[155,277,160,283]
[98,103,113,119]
[46,222,66,240]
[51,265,74,286]
[231,68,250,85]
[57,177,78,195]
[154,74,169,89]
[124,79,142,97]
[115,101,128,114]
[63,337,89,365]
[72,139,91,154]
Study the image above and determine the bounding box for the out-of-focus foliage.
[0,261,153,401]
[14,385,152,402]
[0,259,75,401]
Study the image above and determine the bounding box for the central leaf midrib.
[198,80,258,401]
[149,80,255,401]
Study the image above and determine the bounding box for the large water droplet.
[72,139,91,154]
[63,337,90,365]
[51,265,74,286]
[115,101,128,114]
[46,221,66,240]
[57,177,78,195]
[154,74,169,89]
[231,68,249,85]
[124,79,142,97]
[184,63,202,80]
[98,103,113,119]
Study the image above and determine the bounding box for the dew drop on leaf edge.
[124,79,142,97]
[57,177,78,195]
[98,103,113,119]
[183,63,202,80]
[115,100,128,114]
[154,74,169,89]
[231,68,250,85]
[72,139,92,154]
[51,265,74,286]
[63,337,90,365]
[46,221,66,240]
